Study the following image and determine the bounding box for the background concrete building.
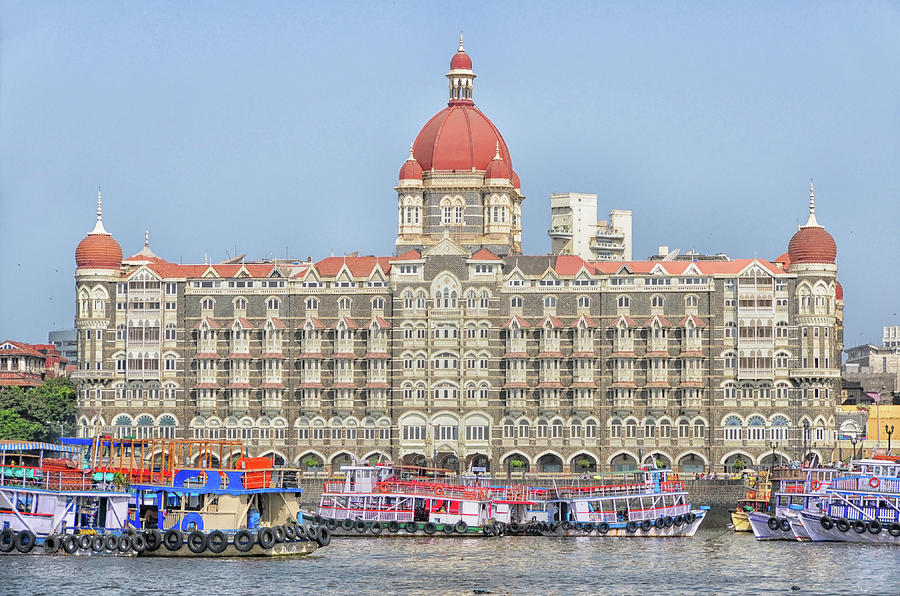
[548,192,632,261]
[49,328,78,365]
[71,41,843,474]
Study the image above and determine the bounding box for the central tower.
[395,37,524,256]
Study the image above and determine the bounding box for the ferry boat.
[501,467,709,537]
[0,440,133,555]
[310,463,501,537]
[729,472,771,532]
[798,457,900,544]
[0,438,329,557]
[746,467,835,541]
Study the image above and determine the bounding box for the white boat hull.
[799,511,900,544]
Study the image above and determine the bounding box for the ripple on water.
[4,513,899,596]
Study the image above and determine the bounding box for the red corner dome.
[398,154,423,181]
[76,233,122,269]
[484,148,511,180]
[413,105,513,173]
[511,171,521,189]
[835,281,843,300]
[787,226,836,265]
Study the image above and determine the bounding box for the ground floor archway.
[537,453,563,474]
[465,453,490,474]
[609,452,638,473]
[569,452,597,473]
[677,453,706,474]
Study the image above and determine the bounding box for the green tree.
[0,378,76,441]
[0,409,43,440]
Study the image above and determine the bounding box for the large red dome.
[787,226,836,264]
[412,104,513,173]
[76,233,122,269]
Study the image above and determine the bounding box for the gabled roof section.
[501,315,531,329]
[682,262,703,276]
[502,255,557,276]
[554,255,594,277]
[678,314,707,328]
[612,314,637,328]
[570,314,599,329]
[539,315,565,329]
[0,341,45,358]
[265,317,287,330]
[231,317,255,330]
[423,234,469,257]
[470,248,502,261]
[642,315,672,328]
[314,256,394,278]
[302,317,326,330]
[391,249,423,262]
[330,316,359,330]
[367,316,392,329]
[192,317,222,330]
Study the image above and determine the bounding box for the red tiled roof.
[330,317,359,330]
[0,340,45,358]
[259,352,285,359]
[470,248,502,261]
[678,351,706,358]
[303,317,326,330]
[268,317,287,329]
[194,383,219,389]
[502,382,529,389]
[314,256,393,278]
[391,250,422,261]
[260,382,285,389]
[610,315,637,328]
[677,315,707,328]
[297,352,324,359]
[368,316,392,329]
[501,315,531,329]
[299,382,324,389]
[610,351,637,358]
[570,381,597,388]
[539,315,564,329]
[537,352,564,358]
[364,382,390,389]
[226,382,252,389]
[610,381,637,388]
[365,352,391,359]
[642,316,672,328]
[331,383,356,389]
[332,352,356,359]
[195,352,219,360]
[192,317,222,330]
[570,315,599,328]
[226,353,253,360]
[502,352,529,359]
[553,255,595,276]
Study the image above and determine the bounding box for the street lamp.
[849,434,859,462]
[802,421,810,464]
[886,425,895,454]
[766,440,780,475]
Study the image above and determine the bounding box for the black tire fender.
[104,534,119,552]
[206,530,227,553]
[131,534,147,553]
[43,534,62,554]
[598,522,610,534]
[14,530,36,554]
[233,529,254,552]
[404,521,418,534]
[423,522,437,535]
[0,529,15,553]
[316,526,331,547]
[78,534,92,551]
[63,534,80,554]
[387,521,400,533]
[455,520,468,534]
[626,521,638,533]
[257,527,276,549]
[117,535,132,553]
[163,528,183,551]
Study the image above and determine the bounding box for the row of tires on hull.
[0,523,330,555]
[766,517,793,533]
[318,516,499,536]
[508,512,697,536]
[820,516,900,537]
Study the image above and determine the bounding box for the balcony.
[647,397,667,414]
[680,398,702,415]
[612,397,633,416]
[547,225,572,238]
[505,396,526,415]
[71,370,114,380]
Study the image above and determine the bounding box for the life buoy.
[206,530,227,553]
[43,535,61,554]
[747,490,757,500]
[434,485,445,496]
[379,483,391,494]
[233,529,254,552]
[811,480,821,491]
[869,477,880,489]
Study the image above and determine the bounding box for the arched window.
[201,297,214,311]
[372,297,385,310]
[685,295,699,307]
[724,416,742,440]
[306,297,319,310]
[770,415,789,441]
[338,297,352,311]
[747,416,766,441]
[651,295,664,308]
[617,296,630,308]
[267,297,280,311]
[234,297,247,311]
[544,296,557,308]
[510,296,523,309]
[577,296,590,309]
[443,205,452,224]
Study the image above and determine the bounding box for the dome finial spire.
[459,32,464,51]
[804,179,820,227]
[144,229,150,248]
[494,141,501,159]
[409,144,415,160]
[90,186,108,235]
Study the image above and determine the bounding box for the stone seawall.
[298,477,748,511]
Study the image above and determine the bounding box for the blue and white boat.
[798,457,900,544]
[747,467,836,541]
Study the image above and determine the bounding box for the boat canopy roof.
[0,441,79,453]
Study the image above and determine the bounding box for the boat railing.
[825,502,899,522]
[0,463,112,492]
[629,503,691,521]
[833,476,900,494]
[165,467,303,491]
[371,480,490,500]
[317,505,415,522]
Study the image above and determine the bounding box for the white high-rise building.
[548,193,632,261]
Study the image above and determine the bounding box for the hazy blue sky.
[1,2,898,349]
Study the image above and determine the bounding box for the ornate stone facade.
[73,42,844,474]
